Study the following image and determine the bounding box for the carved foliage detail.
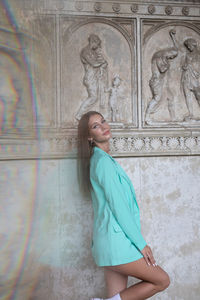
[165,6,173,15]
[110,136,200,154]
[56,0,65,10]
[182,7,189,16]
[130,4,138,14]
[1,136,200,158]
[112,3,121,13]
[75,1,83,11]
[148,5,156,14]
[94,2,102,12]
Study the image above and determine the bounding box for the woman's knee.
[157,271,170,291]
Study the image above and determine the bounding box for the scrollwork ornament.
[165,5,173,15]
[75,1,83,11]
[182,6,189,16]
[112,3,121,13]
[148,5,155,15]
[130,4,138,14]
[94,2,102,12]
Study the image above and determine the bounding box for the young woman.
[77,111,170,300]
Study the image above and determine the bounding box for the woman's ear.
[88,137,94,146]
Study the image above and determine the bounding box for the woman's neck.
[95,142,110,154]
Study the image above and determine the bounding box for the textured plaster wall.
[0,156,200,300]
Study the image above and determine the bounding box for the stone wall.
[1,157,200,300]
[0,1,200,299]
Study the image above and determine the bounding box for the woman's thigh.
[104,267,128,298]
[106,258,169,287]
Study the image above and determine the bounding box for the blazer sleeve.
[93,155,147,251]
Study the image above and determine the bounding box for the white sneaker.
[90,298,103,300]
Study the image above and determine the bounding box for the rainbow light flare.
[0,52,20,133]
[0,0,40,299]
[0,0,38,137]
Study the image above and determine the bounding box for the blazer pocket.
[112,223,123,233]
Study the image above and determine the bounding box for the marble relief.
[0,26,33,135]
[75,34,109,120]
[181,37,200,121]
[23,14,57,127]
[0,13,56,136]
[145,29,178,124]
[60,17,135,127]
[142,21,200,127]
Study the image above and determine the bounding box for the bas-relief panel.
[0,12,56,138]
[60,17,135,128]
[0,25,34,135]
[22,14,57,127]
[142,20,200,127]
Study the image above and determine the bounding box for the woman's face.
[88,114,111,145]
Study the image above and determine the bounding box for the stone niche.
[60,17,135,128]
[0,0,200,159]
[142,19,200,126]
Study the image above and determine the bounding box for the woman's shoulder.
[90,147,115,170]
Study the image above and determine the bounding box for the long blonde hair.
[77,111,103,195]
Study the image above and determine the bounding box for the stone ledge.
[1,134,200,159]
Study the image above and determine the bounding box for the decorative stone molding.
[110,135,200,156]
[1,134,200,160]
[20,1,199,18]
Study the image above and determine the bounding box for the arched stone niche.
[60,17,135,127]
[142,20,200,127]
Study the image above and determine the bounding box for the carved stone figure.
[75,34,108,120]
[181,38,200,121]
[145,30,178,124]
[107,75,124,122]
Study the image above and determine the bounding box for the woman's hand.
[141,245,157,267]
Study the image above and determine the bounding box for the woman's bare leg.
[104,268,128,298]
[106,258,170,300]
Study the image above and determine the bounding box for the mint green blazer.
[90,146,147,266]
